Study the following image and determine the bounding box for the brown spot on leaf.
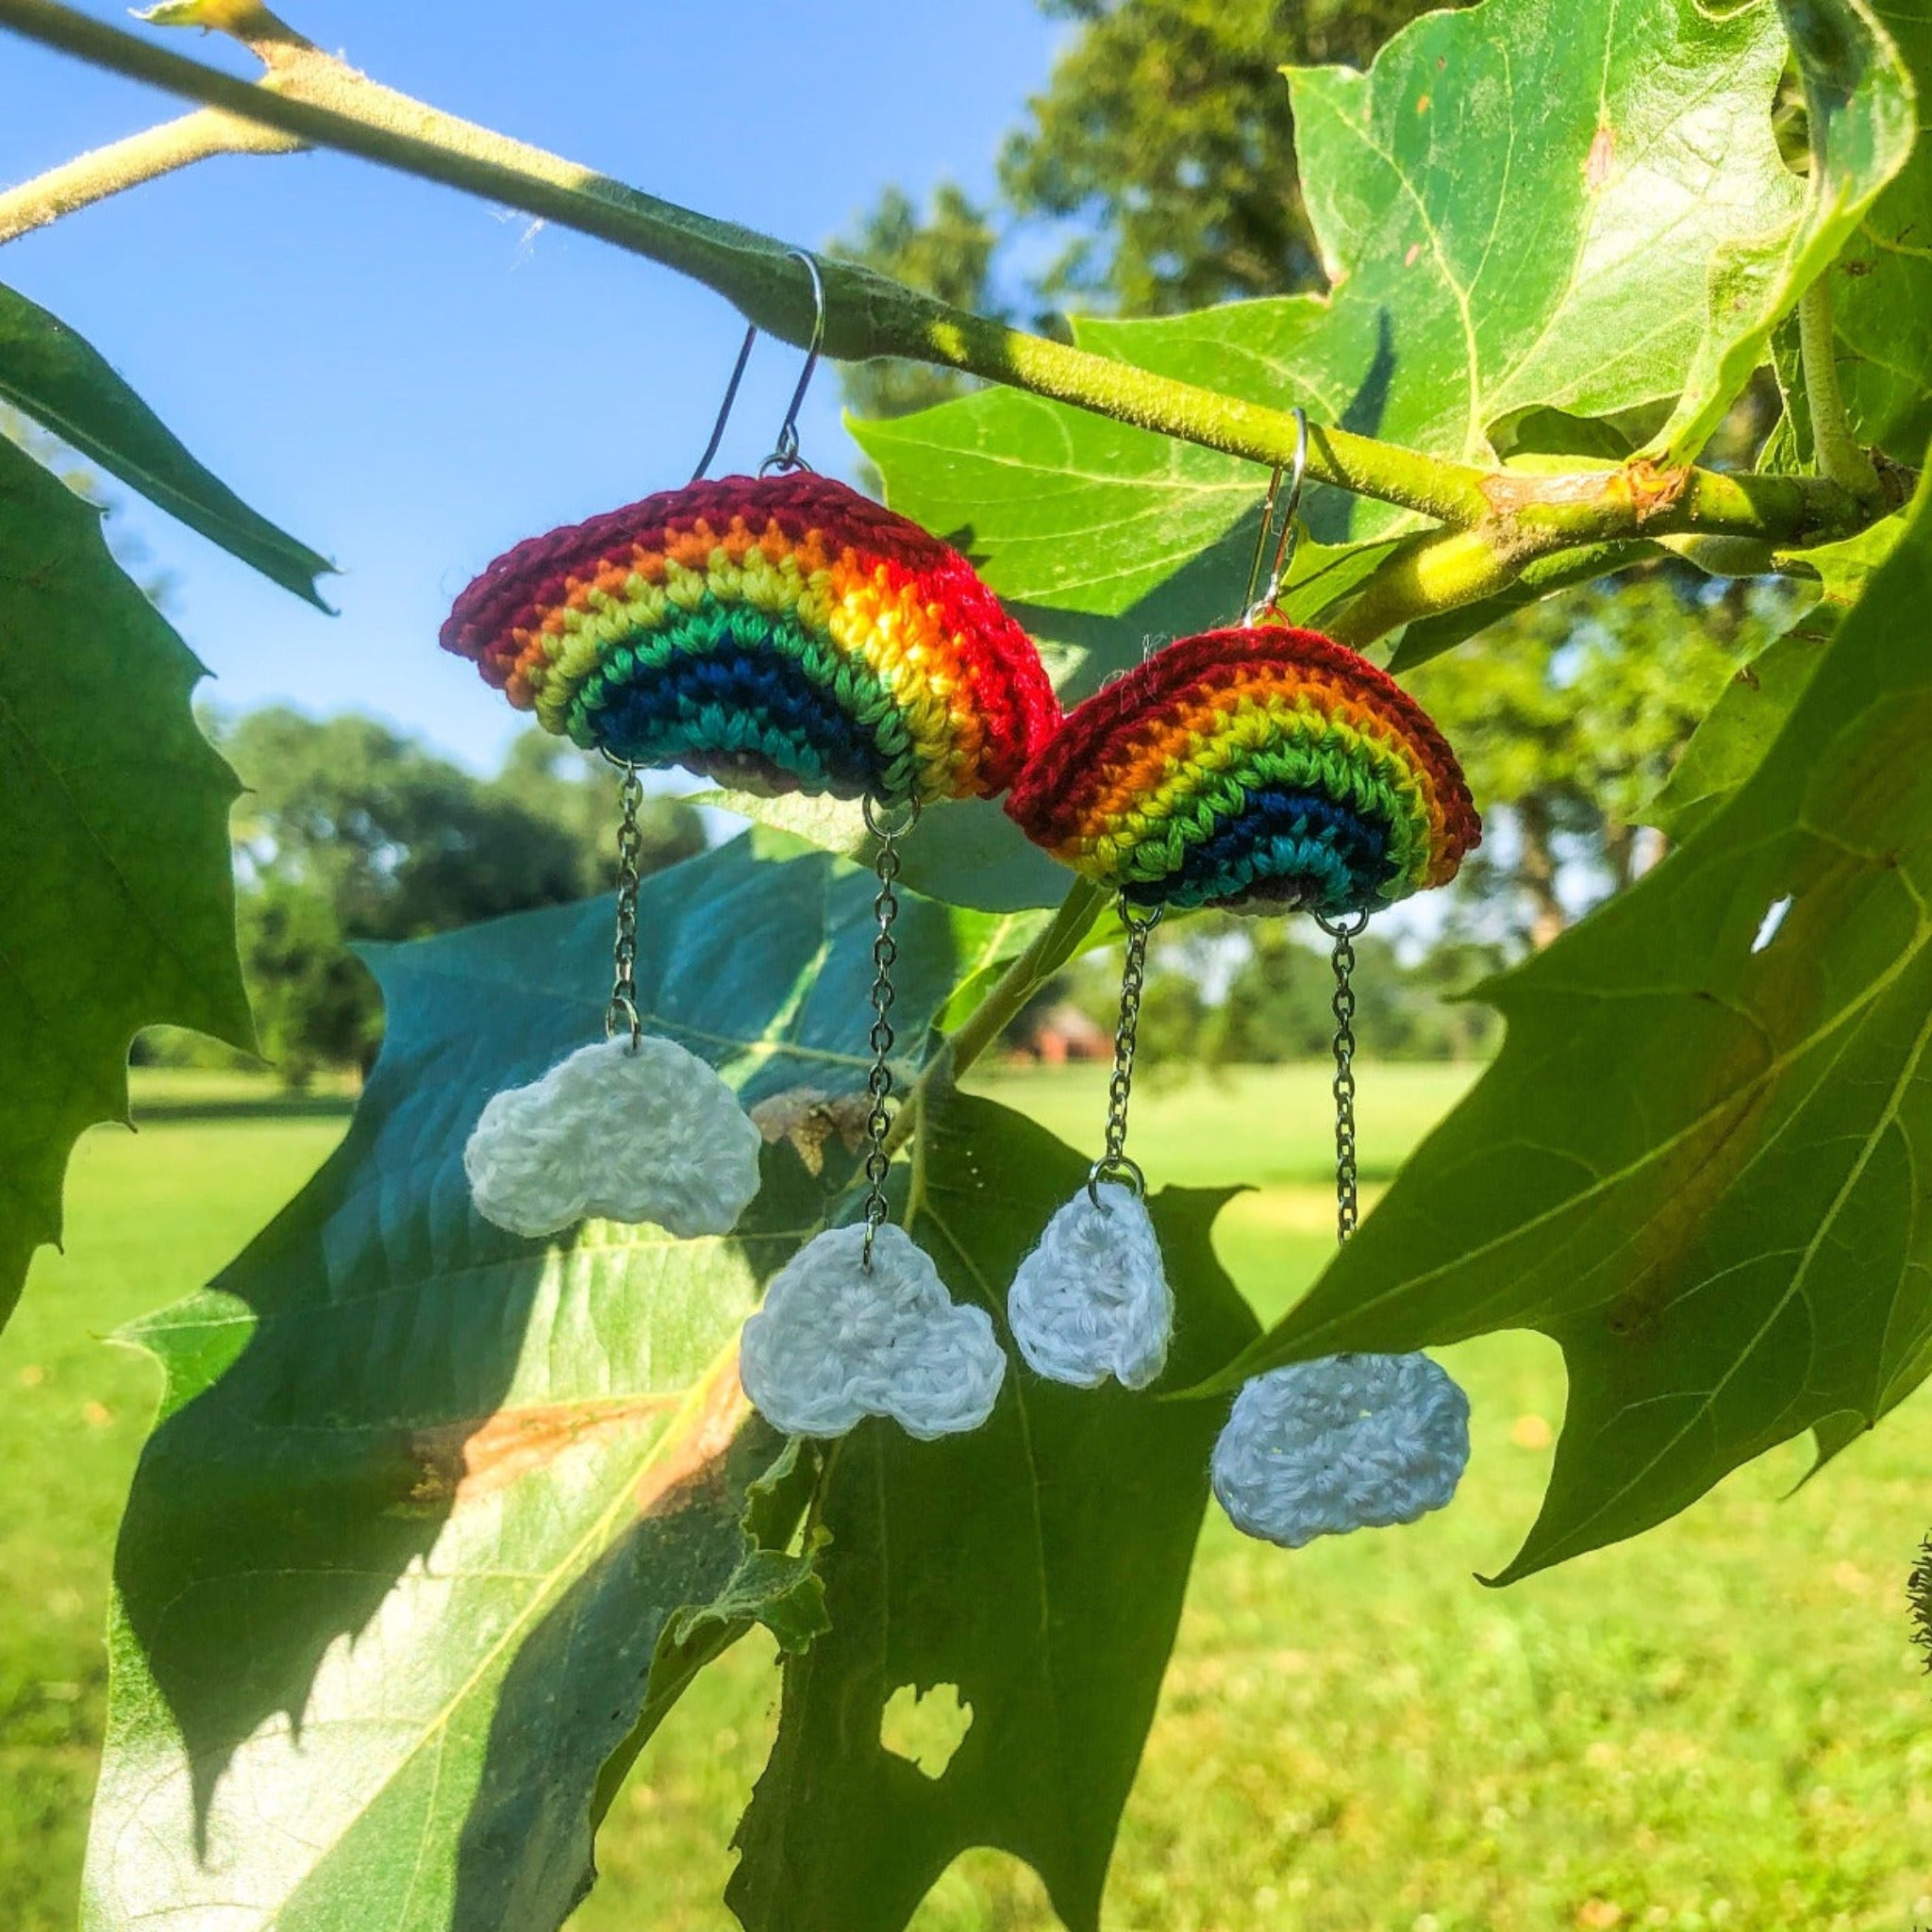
[751,1086,870,1177]
[411,1391,681,1507]
[636,1346,750,1519]
[1586,124,1615,191]
[408,1345,751,1519]
[1415,92,1430,114]
[1405,242,1423,268]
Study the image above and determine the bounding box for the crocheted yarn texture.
[1008,625,1480,915]
[442,473,1060,805]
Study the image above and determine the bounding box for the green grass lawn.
[6,1064,1930,1930]
[0,1096,345,1932]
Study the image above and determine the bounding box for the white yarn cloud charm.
[740,1223,1006,1441]
[1007,1181,1173,1390]
[1210,1352,1471,1549]
[463,1036,761,1241]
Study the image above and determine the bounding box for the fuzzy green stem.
[1797,275,1884,508]
[0,105,299,243]
[1322,458,1878,647]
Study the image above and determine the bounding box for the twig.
[0,106,299,243]
[884,878,1109,1161]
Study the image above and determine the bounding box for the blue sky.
[1,1,1063,767]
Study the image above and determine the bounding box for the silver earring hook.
[1240,461,1287,617]
[691,323,758,482]
[1240,406,1308,625]
[688,249,828,481]
[762,249,825,476]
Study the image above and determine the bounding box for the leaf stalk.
[0,106,299,243]
[1796,275,1885,509]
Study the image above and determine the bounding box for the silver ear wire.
[763,249,826,475]
[689,249,829,482]
[1241,461,1286,617]
[1240,407,1309,625]
[691,323,758,482]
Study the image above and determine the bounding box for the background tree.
[205,708,706,1083]
[1001,0,1453,313]
[1406,570,1802,946]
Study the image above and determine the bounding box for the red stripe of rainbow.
[441,473,1060,804]
[1007,625,1479,910]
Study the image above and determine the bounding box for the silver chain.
[1089,896,1162,1204]
[1317,911,1367,1242]
[860,795,919,1268]
[606,763,644,1050]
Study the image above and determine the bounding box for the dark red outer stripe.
[440,469,1061,793]
[442,473,958,661]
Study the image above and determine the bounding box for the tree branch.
[0,0,1896,653]
[0,0,1491,527]
[0,106,299,244]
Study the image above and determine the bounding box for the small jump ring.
[1117,894,1166,934]
[862,792,921,840]
[605,993,641,1046]
[1315,909,1371,940]
[1087,1154,1147,1208]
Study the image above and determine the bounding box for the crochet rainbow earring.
[1005,416,1480,1541]
[443,255,1058,1441]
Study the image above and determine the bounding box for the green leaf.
[728,1089,1257,1932]
[1642,0,1914,459]
[1649,512,1910,840]
[0,434,252,1338]
[1210,470,1932,1582]
[692,791,1073,912]
[861,0,1907,662]
[84,832,1019,1932]
[0,279,333,604]
[1781,1,1932,465]
[1808,1312,1932,1470]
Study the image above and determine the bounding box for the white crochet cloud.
[1211,1352,1471,1549]
[1007,1182,1172,1390]
[739,1223,1006,1441]
[463,1036,762,1241]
